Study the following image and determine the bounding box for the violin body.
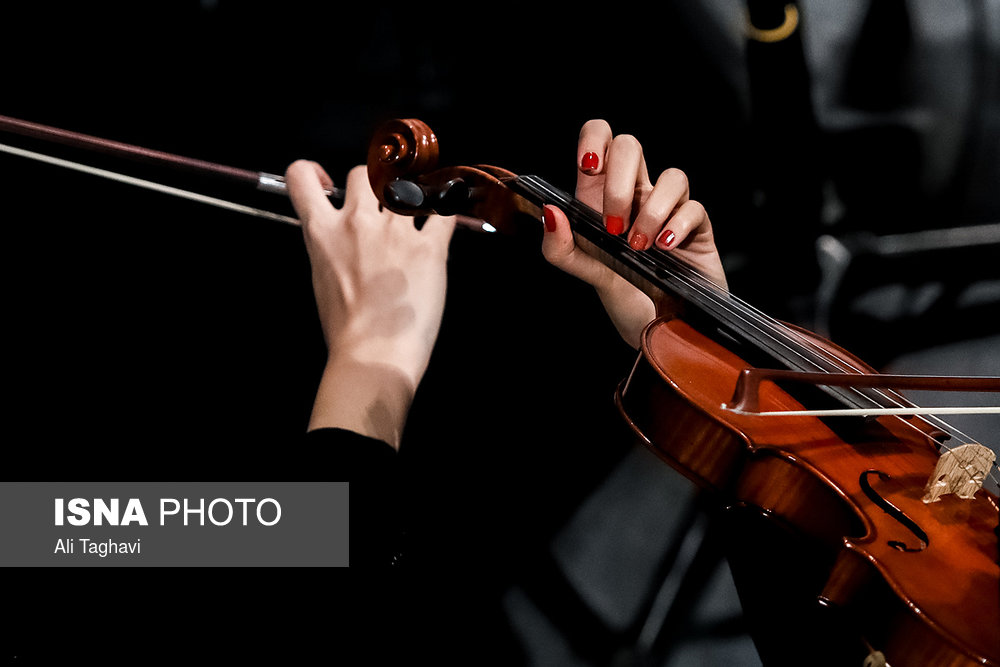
[619,315,1000,666]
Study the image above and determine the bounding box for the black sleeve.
[305,427,403,568]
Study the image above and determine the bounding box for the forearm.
[308,354,418,450]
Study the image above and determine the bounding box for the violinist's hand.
[286,161,456,449]
[542,120,727,349]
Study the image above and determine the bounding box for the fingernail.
[629,232,648,250]
[542,205,557,233]
[658,230,676,248]
[605,215,624,235]
[581,152,599,172]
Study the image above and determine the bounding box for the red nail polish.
[542,205,557,232]
[581,152,599,172]
[606,215,624,235]
[629,233,648,250]
[658,230,676,247]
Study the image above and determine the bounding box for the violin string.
[649,233,1000,487]
[637,236,1000,488]
[642,236,1000,483]
[521,176,879,384]
[515,176,999,486]
[669,245,998,467]
[528,175,861,373]
[522,175,991,419]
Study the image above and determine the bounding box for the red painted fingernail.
[581,152,599,172]
[658,230,676,247]
[542,205,557,232]
[629,233,648,250]
[605,215,624,235]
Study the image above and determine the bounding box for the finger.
[342,164,380,212]
[421,213,458,247]
[653,198,710,251]
[578,119,612,175]
[576,120,612,211]
[603,134,649,237]
[285,159,337,225]
[628,168,690,251]
[540,204,616,291]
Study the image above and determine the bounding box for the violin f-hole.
[860,470,929,552]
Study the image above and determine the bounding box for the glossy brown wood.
[618,316,999,666]
[366,118,1000,667]
[367,118,534,236]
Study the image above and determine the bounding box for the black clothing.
[306,427,402,568]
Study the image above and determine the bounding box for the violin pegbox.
[366,118,536,236]
[922,442,996,503]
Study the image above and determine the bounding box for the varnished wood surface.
[618,316,1000,666]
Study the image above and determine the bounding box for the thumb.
[540,204,617,291]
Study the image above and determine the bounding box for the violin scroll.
[366,118,540,235]
[366,118,441,212]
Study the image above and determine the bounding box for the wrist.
[308,352,419,450]
[328,337,430,387]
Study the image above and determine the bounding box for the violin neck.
[507,175,758,328]
[507,175,724,308]
[505,176,885,407]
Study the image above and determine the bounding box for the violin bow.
[0,114,489,231]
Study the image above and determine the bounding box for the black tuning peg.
[383,179,426,211]
[435,178,470,216]
[383,177,471,216]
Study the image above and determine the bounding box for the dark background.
[3,1,998,664]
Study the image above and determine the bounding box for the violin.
[365,118,1000,667]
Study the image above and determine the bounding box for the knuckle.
[659,167,689,190]
[285,159,314,179]
[675,201,710,237]
[633,213,659,234]
[581,118,611,138]
[604,192,632,213]
[680,199,707,224]
[541,237,571,265]
[614,133,641,151]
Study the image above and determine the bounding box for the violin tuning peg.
[384,179,426,211]
[435,178,471,216]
